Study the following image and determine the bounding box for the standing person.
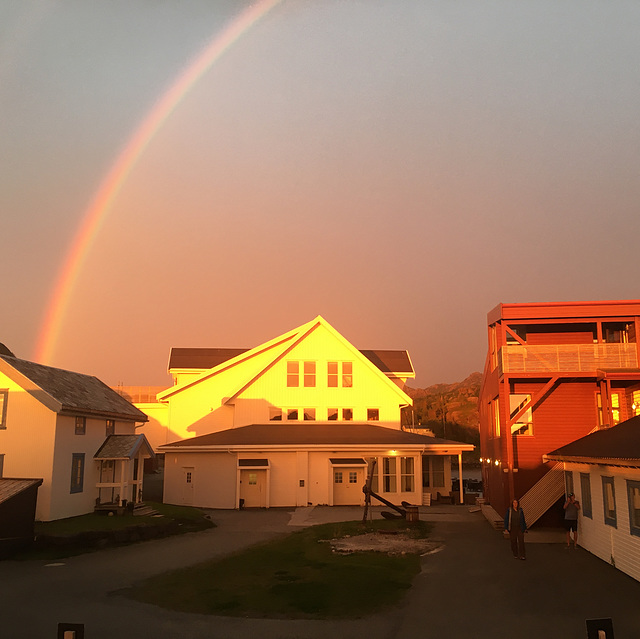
[504,499,527,560]
[564,492,581,549]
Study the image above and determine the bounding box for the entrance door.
[333,467,364,505]
[182,467,195,505]
[240,469,267,507]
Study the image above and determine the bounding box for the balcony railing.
[499,343,638,374]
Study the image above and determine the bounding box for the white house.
[153,316,473,509]
[0,347,152,521]
[544,415,640,582]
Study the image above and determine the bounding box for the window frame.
[0,389,7,429]
[580,472,592,519]
[400,456,415,492]
[602,476,617,528]
[303,361,316,387]
[286,361,299,387]
[382,456,397,493]
[367,408,380,421]
[70,453,85,494]
[342,408,353,421]
[627,480,640,538]
[342,362,353,387]
[75,416,86,435]
[106,419,115,436]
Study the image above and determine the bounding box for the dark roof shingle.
[0,355,147,421]
[547,416,640,462]
[161,423,472,449]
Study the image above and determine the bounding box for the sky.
[2,1,640,389]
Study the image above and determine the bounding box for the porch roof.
[94,434,154,460]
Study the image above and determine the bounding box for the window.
[287,409,299,421]
[70,453,85,493]
[367,408,379,421]
[491,398,500,438]
[342,408,353,421]
[269,407,282,421]
[432,456,445,488]
[611,393,620,425]
[334,471,343,484]
[303,408,316,421]
[632,390,640,417]
[328,362,353,387]
[327,408,338,421]
[75,416,86,435]
[0,390,7,429]
[328,362,338,387]
[106,419,115,436]
[421,456,430,488]
[348,471,357,484]
[400,457,415,492]
[303,361,316,387]
[287,361,299,387]
[627,480,640,537]
[342,362,353,387]
[596,392,604,426]
[565,471,574,497]
[510,394,532,436]
[382,457,397,492]
[580,473,592,518]
[370,459,379,493]
[248,473,257,485]
[602,476,617,528]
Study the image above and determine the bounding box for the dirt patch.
[329,532,441,556]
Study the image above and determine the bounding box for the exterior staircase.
[133,503,159,517]
[518,462,565,527]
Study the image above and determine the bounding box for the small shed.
[0,478,43,557]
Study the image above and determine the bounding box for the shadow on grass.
[123,519,432,619]
[8,503,214,561]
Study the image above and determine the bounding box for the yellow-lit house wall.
[0,375,56,520]
[153,319,411,443]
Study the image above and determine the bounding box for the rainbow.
[34,0,281,365]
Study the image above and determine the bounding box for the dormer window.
[106,419,115,436]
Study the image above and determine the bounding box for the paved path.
[1,506,639,638]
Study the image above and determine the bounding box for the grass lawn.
[35,502,209,536]
[125,519,432,619]
[9,503,214,560]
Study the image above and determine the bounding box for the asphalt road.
[1,506,638,639]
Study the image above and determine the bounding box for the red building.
[479,300,640,526]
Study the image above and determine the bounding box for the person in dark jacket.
[504,499,527,560]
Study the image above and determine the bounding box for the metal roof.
[168,347,414,376]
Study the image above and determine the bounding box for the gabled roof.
[160,423,474,450]
[94,434,154,460]
[159,316,413,404]
[545,416,640,466]
[0,478,43,505]
[0,355,147,422]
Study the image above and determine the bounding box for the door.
[239,469,267,507]
[182,467,195,505]
[333,467,365,505]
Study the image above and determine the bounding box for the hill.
[405,372,481,430]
